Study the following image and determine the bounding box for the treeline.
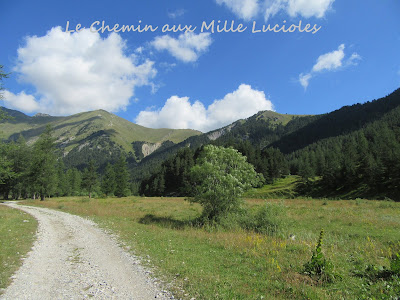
[0,126,134,200]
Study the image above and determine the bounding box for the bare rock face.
[33,113,51,117]
[207,123,236,141]
[142,142,162,157]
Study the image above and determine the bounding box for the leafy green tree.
[101,162,116,196]
[189,145,264,222]
[114,155,130,197]
[30,125,57,200]
[82,160,98,199]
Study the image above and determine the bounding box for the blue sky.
[1,0,399,132]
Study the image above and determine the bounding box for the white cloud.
[6,26,156,115]
[216,0,260,20]
[168,9,186,19]
[223,0,335,22]
[312,43,345,72]
[151,33,212,63]
[347,52,362,66]
[298,73,312,90]
[2,90,40,113]
[264,0,287,21]
[287,0,335,18]
[135,84,274,132]
[215,0,335,21]
[299,44,361,90]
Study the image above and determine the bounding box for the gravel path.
[1,202,171,300]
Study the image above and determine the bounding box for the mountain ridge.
[2,87,400,182]
[0,107,201,168]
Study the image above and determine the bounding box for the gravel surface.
[1,202,172,300]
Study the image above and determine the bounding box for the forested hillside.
[1,88,400,200]
[141,88,400,200]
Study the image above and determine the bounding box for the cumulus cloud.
[4,26,156,115]
[299,44,361,90]
[2,90,40,113]
[216,0,260,20]
[135,84,274,132]
[151,32,212,63]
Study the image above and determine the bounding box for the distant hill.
[0,107,201,169]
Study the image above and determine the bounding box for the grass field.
[25,196,400,299]
[0,204,37,294]
[245,176,300,199]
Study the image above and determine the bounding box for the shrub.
[250,202,287,235]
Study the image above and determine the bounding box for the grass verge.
[27,196,400,299]
[0,203,37,293]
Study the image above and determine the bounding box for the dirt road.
[1,203,171,300]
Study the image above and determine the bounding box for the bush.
[237,202,287,235]
[252,202,287,235]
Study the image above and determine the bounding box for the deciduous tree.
[189,145,263,222]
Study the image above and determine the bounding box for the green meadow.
[22,196,400,299]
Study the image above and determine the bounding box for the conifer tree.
[101,162,116,196]
[67,168,82,196]
[114,155,130,197]
[30,125,57,200]
[56,160,68,197]
[10,136,31,199]
[82,160,98,199]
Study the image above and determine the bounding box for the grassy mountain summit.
[0,107,201,168]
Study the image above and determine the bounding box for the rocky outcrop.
[142,142,162,157]
[207,123,236,141]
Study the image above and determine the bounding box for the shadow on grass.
[139,214,201,230]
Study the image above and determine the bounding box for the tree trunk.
[40,193,45,201]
